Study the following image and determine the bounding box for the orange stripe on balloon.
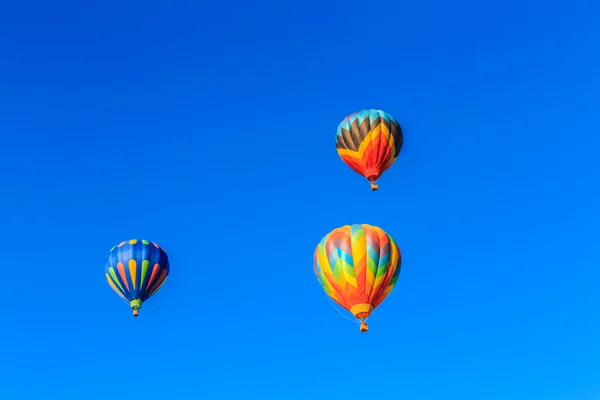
[344,156,366,176]
[372,127,387,170]
[324,270,352,311]
[338,123,398,180]
[338,152,365,175]
[315,248,351,311]
[355,253,368,303]
[117,262,130,291]
[148,269,167,294]
[148,276,167,298]
[145,263,160,291]
[362,136,376,169]
[371,135,387,171]
[366,134,392,174]
[378,134,395,173]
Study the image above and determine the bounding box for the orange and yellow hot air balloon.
[314,224,402,332]
[335,109,403,191]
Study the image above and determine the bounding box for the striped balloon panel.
[104,239,170,302]
[314,224,401,312]
[335,109,403,181]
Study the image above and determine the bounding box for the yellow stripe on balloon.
[382,285,395,296]
[324,284,345,308]
[322,273,337,295]
[345,275,358,288]
[108,267,126,293]
[355,124,390,158]
[337,265,347,289]
[317,251,334,276]
[366,267,375,287]
[129,259,137,290]
[390,239,400,272]
[329,292,343,305]
[337,125,395,162]
[320,260,349,306]
[355,124,381,158]
[343,267,358,288]
[106,274,126,299]
[336,256,357,288]
[336,148,360,157]
[373,274,386,288]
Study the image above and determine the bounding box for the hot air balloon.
[104,239,170,317]
[314,224,401,332]
[335,109,403,191]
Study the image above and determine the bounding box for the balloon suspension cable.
[326,296,360,325]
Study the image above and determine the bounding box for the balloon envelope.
[335,109,403,190]
[314,224,401,332]
[104,239,170,316]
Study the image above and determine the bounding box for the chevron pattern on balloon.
[314,224,401,321]
[335,109,403,189]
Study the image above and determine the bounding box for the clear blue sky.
[1,0,599,399]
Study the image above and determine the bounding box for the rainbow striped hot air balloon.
[314,224,401,332]
[104,239,170,317]
[336,109,403,191]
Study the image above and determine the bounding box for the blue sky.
[1,0,599,399]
